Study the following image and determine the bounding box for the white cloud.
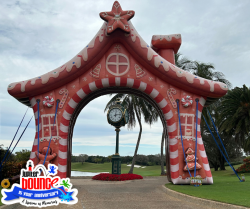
[1,0,249,156]
[72,132,163,147]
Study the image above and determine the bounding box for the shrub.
[243,156,250,162]
[225,161,243,166]
[92,173,143,181]
[15,149,31,162]
[147,162,156,166]
[0,161,26,182]
[236,157,250,173]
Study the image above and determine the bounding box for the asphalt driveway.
[2,177,215,209]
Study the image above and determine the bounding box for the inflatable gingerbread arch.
[7,1,228,184]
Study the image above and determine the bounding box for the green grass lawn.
[0,186,10,206]
[72,162,250,207]
[1,163,248,207]
[165,164,250,207]
[0,186,3,206]
[71,162,163,176]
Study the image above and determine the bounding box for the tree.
[135,154,148,166]
[78,154,88,165]
[218,85,250,151]
[202,109,243,171]
[105,93,158,174]
[94,158,102,164]
[175,53,193,70]
[0,144,15,163]
[71,154,77,162]
[121,155,133,164]
[147,154,160,165]
[176,54,232,131]
[189,61,232,88]
[108,155,112,163]
[175,53,232,99]
[15,149,31,162]
[203,133,242,171]
[175,53,237,171]
[182,60,231,126]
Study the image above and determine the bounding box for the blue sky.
[0,0,249,157]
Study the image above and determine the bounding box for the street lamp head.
[107,98,129,128]
[115,98,121,105]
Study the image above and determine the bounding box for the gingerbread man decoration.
[35,147,57,168]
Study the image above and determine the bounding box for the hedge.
[0,161,26,182]
[236,157,250,173]
[92,173,143,181]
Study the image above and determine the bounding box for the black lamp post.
[107,99,129,175]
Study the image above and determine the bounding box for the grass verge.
[165,164,250,207]
[71,162,163,176]
[0,186,12,206]
[0,186,3,206]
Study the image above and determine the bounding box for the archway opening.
[67,87,170,180]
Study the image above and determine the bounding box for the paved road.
[2,177,214,209]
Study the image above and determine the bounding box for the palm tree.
[175,52,193,70]
[177,56,232,128]
[217,85,250,150]
[175,53,235,153]
[175,53,231,88]
[104,93,159,174]
[189,61,232,88]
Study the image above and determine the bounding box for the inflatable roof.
[7,1,228,107]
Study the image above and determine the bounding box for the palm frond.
[104,93,126,112]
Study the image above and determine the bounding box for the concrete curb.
[70,176,93,179]
[162,185,249,209]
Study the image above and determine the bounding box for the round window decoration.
[181,95,193,107]
[43,96,54,108]
[106,53,130,76]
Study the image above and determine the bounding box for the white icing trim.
[115,77,120,86]
[126,78,134,87]
[158,99,168,108]
[149,89,159,99]
[101,78,109,87]
[167,123,177,133]
[171,163,179,172]
[30,152,36,159]
[58,150,67,159]
[68,98,78,109]
[199,150,206,158]
[77,89,87,99]
[164,111,173,120]
[199,97,206,106]
[138,82,147,92]
[59,123,68,133]
[203,163,210,171]
[170,150,178,158]
[58,164,67,172]
[30,98,36,107]
[62,110,72,121]
[169,138,178,146]
[59,138,67,146]
[89,81,98,92]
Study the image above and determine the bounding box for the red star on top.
[100,1,135,34]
